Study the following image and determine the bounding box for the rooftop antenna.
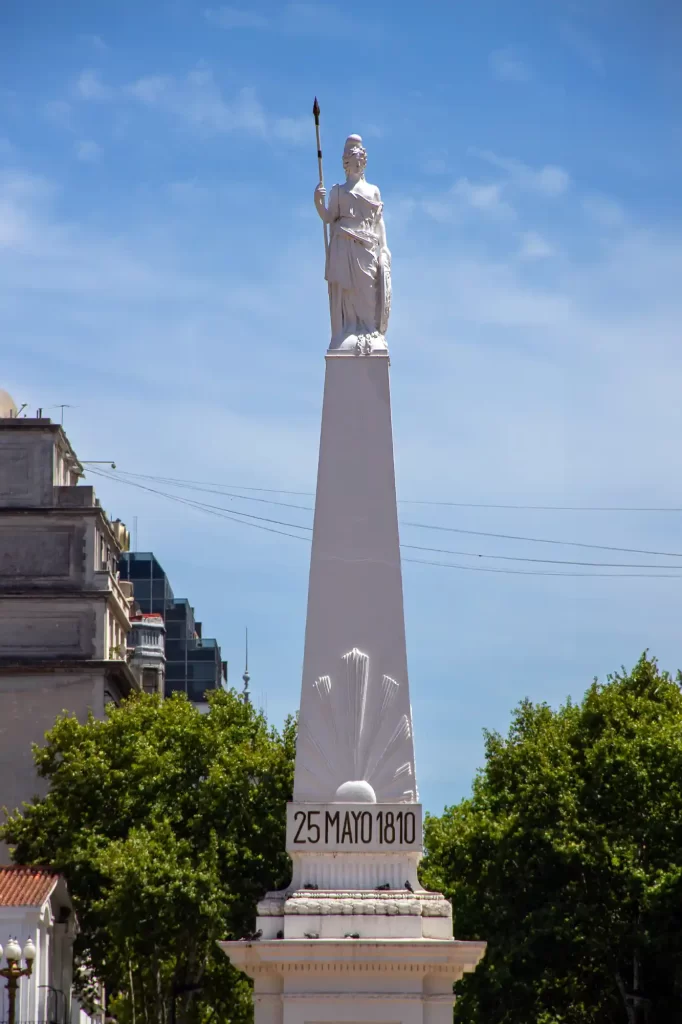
[242,628,251,705]
[133,516,138,552]
[49,404,77,426]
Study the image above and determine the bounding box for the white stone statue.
[314,134,391,353]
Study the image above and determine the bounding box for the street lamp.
[0,938,36,1024]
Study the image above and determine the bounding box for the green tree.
[421,654,682,1024]
[1,690,295,1024]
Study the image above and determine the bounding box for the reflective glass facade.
[119,552,226,703]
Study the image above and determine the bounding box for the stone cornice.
[0,659,140,694]
[273,889,451,917]
[218,937,486,978]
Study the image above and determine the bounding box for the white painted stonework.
[295,647,415,804]
[220,138,486,1020]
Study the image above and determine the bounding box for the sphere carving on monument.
[295,647,416,803]
[314,135,391,353]
[334,779,377,803]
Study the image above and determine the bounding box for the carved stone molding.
[282,890,451,918]
[245,960,471,978]
[283,992,454,1003]
[296,648,416,803]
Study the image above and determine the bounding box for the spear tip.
[312,96,320,118]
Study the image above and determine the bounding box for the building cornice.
[0,505,122,547]
[0,659,140,694]
[218,937,486,980]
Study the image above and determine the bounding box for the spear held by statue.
[313,97,330,265]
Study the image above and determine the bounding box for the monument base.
[219,937,486,1024]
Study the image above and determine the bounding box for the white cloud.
[518,230,553,260]
[82,33,108,51]
[470,148,571,197]
[76,69,112,101]
[0,171,53,249]
[560,21,604,74]
[125,69,309,143]
[272,116,310,144]
[423,158,448,176]
[0,200,30,248]
[44,100,74,130]
[582,194,626,228]
[203,2,373,37]
[489,48,531,82]
[76,140,102,163]
[203,6,270,29]
[451,177,515,218]
[126,75,172,105]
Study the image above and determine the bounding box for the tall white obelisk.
[220,128,485,1024]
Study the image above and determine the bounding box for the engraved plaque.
[286,802,423,853]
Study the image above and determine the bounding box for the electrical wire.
[98,468,682,559]
[401,543,682,570]
[402,557,682,579]
[87,469,310,543]
[88,468,682,578]
[399,521,682,559]
[108,469,682,513]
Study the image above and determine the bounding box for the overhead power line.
[403,557,682,579]
[401,543,682,570]
[111,469,682,513]
[399,521,682,559]
[87,468,682,578]
[98,468,682,559]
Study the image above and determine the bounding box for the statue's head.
[342,134,367,177]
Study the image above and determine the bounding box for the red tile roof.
[0,866,59,907]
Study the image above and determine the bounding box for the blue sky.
[2,0,682,813]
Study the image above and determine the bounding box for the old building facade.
[0,406,138,861]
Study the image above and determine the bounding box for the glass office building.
[119,552,227,703]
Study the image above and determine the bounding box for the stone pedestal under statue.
[219,130,485,1024]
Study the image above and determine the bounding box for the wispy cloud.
[560,20,604,74]
[76,69,112,101]
[470,148,571,197]
[518,230,553,260]
[81,33,108,51]
[582,193,626,228]
[203,6,269,29]
[44,100,74,130]
[72,64,308,145]
[75,140,102,163]
[204,1,376,37]
[423,176,515,223]
[452,177,515,218]
[0,170,53,249]
[127,72,267,135]
[125,75,170,105]
[423,157,448,176]
[124,68,306,143]
[489,47,532,83]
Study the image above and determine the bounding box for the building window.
[142,669,158,694]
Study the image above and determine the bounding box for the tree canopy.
[421,654,682,1024]
[1,690,295,1024]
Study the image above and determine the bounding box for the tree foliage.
[1,690,295,1024]
[421,654,682,1024]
